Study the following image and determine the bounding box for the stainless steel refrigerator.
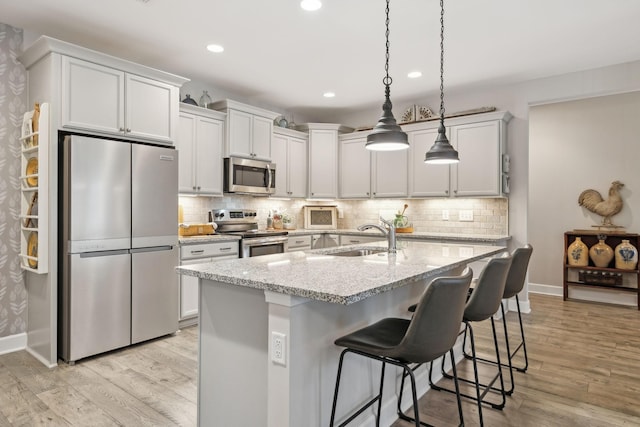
[59,134,179,363]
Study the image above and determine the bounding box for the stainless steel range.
[212,209,288,257]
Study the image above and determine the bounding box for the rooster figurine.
[578,180,624,226]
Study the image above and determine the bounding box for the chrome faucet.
[357,217,397,253]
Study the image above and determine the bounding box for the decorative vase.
[567,237,588,266]
[199,90,212,108]
[589,239,614,268]
[181,94,198,105]
[615,239,638,270]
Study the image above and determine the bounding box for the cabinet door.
[252,115,273,160]
[126,74,176,144]
[196,116,224,195]
[180,258,210,319]
[340,137,371,198]
[271,134,289,197]
[288,137,307,198]
[309,130,338,198]
[177,113,197,193]
[61,56,125,135]
[227,109,253,158]
[408,127,450,197]
[451,121,501,196]
[372,149,408,198]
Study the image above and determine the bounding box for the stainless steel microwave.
[224,157,276,195]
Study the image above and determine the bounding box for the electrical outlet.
[459,246,474,258]
[459,210,474,221]
[442,209,449,220]
[271,332,286,366]
[338,208,344,219]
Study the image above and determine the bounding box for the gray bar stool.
[462,244,533,395]
[329,269,473,427]
[428,254,512,427]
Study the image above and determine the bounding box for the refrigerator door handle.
[79,249,130,258]
[130,246,174,254]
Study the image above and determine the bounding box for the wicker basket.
[179,223,215,237]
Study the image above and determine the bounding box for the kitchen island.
[177,240,506,426]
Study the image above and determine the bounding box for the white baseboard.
[528,282,636,307]
[0,333,27,356]
[25,346,58,369]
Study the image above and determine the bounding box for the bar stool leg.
[512,295,529,372]
[330,349,348,426]
[500,303,516,395]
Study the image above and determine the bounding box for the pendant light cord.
[439,0,445,127]
[384,0,392,94]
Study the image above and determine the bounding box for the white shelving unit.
[19,102,49,273]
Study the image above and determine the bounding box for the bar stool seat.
[329,269,473,427]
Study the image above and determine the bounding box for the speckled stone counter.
[178,234,241,245]
[286,228,510,244]
[190,240,507,427]
[177,240,505,305]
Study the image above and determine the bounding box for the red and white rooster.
[578,180,624,226]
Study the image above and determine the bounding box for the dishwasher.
[179,241,239,322]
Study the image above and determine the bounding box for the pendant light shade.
[425,0,459,164]
[366,0,409,152]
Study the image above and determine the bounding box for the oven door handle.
[242,236,288,246]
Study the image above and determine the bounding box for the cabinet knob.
[445,190,449,195]
[193,186,197,190]
[119,127,125,132]
[126,128,131,133]
[366,192,370,196]
[197,186,201,190]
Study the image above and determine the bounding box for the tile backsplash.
[179,196,508,236]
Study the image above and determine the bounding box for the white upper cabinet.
[339,134,371,198]
[177,105,225,195]
[338,131,408,199]
[406,110,511,198]
[272,128,308,198]
[298,123,352,199]
[450,120,501,197]
[210,99,279,161]
[61,56,179,144]
[372,149,408,198]
[408,127,450,197]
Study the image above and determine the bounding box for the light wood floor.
[1,294,639,426]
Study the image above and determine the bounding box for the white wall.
[529,92,640,287]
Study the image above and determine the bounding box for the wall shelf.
[563,231,639,310]
[19,102,49,274]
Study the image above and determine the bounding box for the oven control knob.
[217,213,224,218]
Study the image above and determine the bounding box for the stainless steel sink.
[331,248,387,257]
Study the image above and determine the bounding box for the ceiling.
[2,0,640,121]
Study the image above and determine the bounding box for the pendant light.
[425,0,459,164]
[365,0,409,151]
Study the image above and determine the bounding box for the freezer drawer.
[131,246,179,344]
[63,250,131,362]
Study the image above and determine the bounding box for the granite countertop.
[286,228,510,243]
[176,240,506,305]
[179,234,241,245]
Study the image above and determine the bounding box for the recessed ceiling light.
[206,44,224,53]
[301,0,322,11]
[408,71,422,79]
[323,92,335,98]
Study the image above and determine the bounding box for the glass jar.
[199,90,212,108]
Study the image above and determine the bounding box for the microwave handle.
[266,164,273,189]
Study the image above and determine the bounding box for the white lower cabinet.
[287,235,313,252]
[179,241,238,321]
[339,235,385,246]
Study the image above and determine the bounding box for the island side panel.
[265,280,428,427]
[198,279,269,426]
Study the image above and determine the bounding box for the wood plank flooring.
[1,294,639,426]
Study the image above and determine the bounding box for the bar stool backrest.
[503,244,533,299]
[465,255,512,322]
[391,269,473,364]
